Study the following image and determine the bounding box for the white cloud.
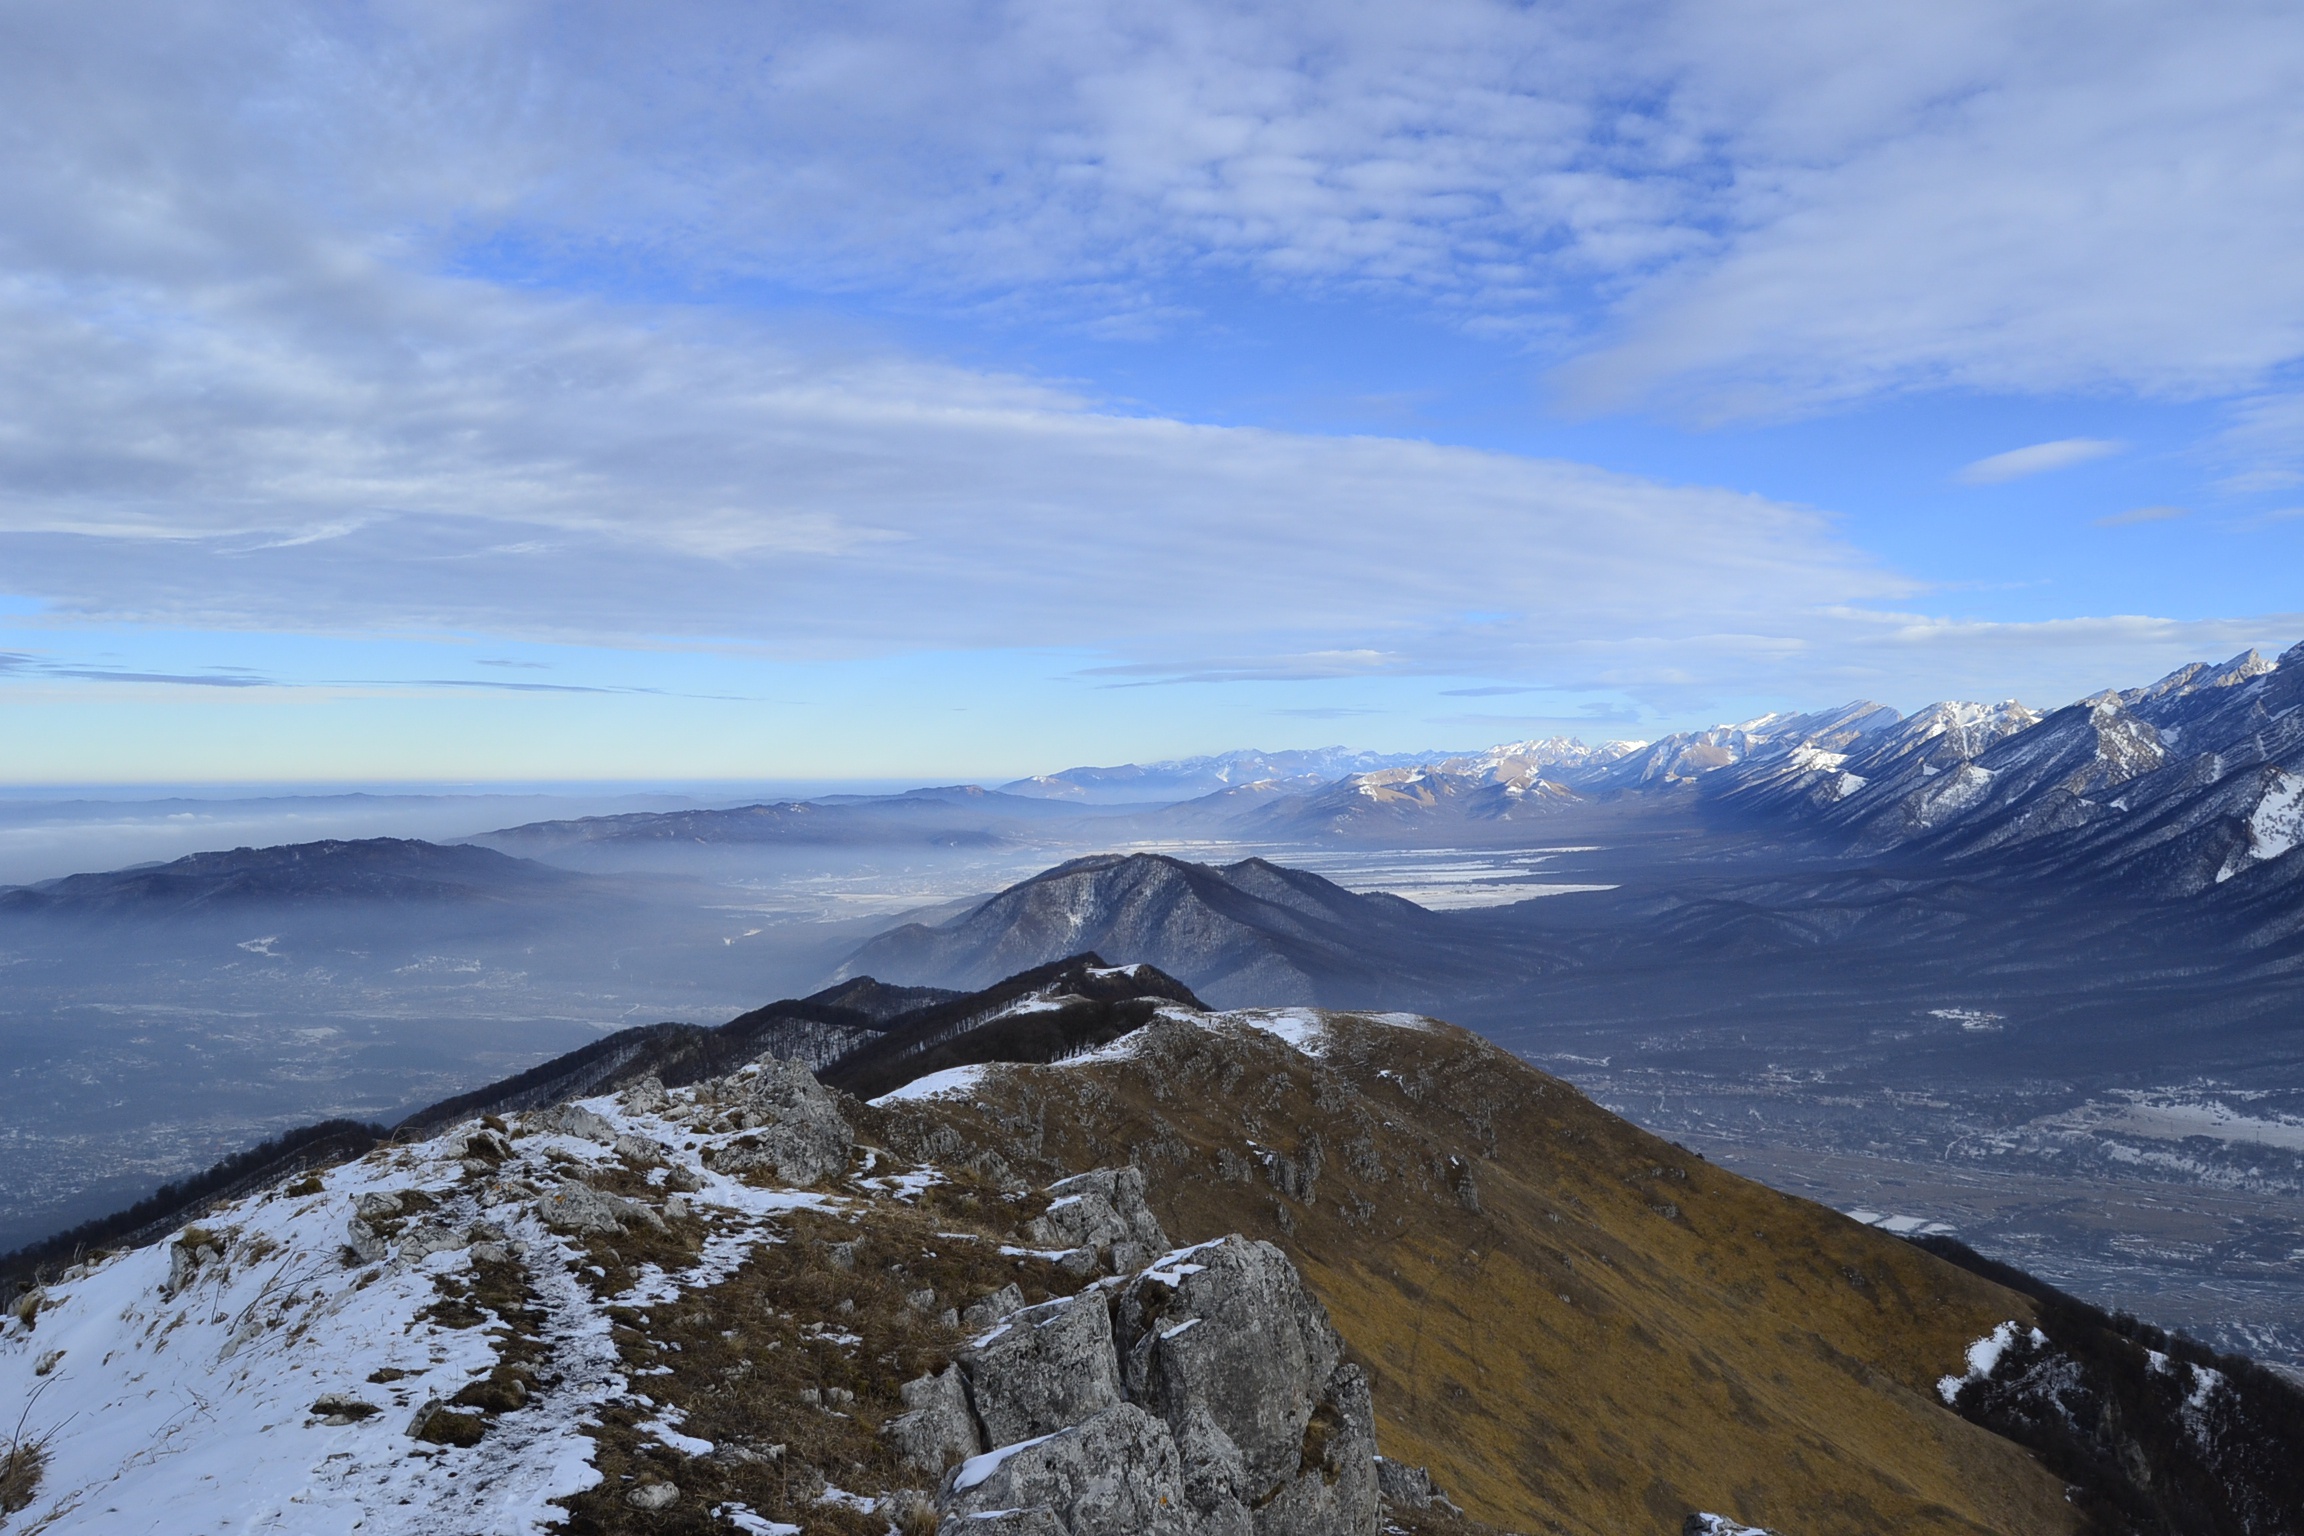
[13,0,2294,416]
[1,0,2299,738]
[1957,438,2124,485]
[2094,505,2189,528]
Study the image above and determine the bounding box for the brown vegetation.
[864,1012,2079,1536]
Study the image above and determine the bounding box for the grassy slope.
[864,1012,2077,1536]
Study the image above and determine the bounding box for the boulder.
[341,1219,389,1267]
[1115,1236,1378,1536]
[1025,1168,1170,1257]
[620,1075,671,1115]
[942,1404,1192,1536]
[529,1102,618,1144]
[885,1363,985,1476]
[702,1057,853,1186]
[396,1222,468,1264]
[538,1181,658,1235]
[960,1290,1123,1447]
[612,1132,669,1167]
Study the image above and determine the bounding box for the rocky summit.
[3,962,2301,1536]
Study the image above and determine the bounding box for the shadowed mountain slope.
[832,851,1533,1007]
[0,837,572,916]
[816,952,1204,1102]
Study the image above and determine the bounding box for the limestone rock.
[1025,1167,1170,1257]
[353,1191,404,1220]
[538,1181,653,1235]
[612,1132,669,1167]
[885,1363,985,1476]
[620,1075,671,1115]
[962,1282,1027,1332]
[959,1289,1124,1447]
[942,1403,1192,1536]
[1374,1457,1448,1509]
[948,1509,1064,1536]
[1249,1363,1378,1536]
[1115,1236,1378,1536]
[341,1219,389,1267]
[396,1222,468,1264]
[625,1481,679,1510]
[529,1102,618,1144]
[1172,1404,1253,1536]
[701,1057,853,1186]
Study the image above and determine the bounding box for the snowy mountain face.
[1662,645,2304,899]
[1581,703,1903,790]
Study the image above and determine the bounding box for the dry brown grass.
[0,1438,44,1520]
[864,1012,2079,1536]
[555,1181,1093,1534]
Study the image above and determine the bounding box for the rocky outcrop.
[1115,1236,1378,1534]
[922,1221,1380,1536]
[959,1290,1124,1446]
[1025,1166,1170,1272]
[697,1056,853,1185]
[944,1403,1193,1536]
[884,1362,983,1476]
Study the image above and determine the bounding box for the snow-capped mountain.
[1581,702,1904,790]
[1697,645,2304,897]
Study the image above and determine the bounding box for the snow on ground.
[870,1064,992,1105]
[1845,1209,1957,1237]
[2031,1092,2304,1153]
[0,1085,835,1535]
[1938,1321,2047,1403]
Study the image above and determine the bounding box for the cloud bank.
[1,0,2299,747]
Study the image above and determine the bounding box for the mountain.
[1581,701,1904,790]
[829,852,1531,1006]
[1689,645,2304,899]
[1227,764,1586,841]
[468,787,1086,857]
[6,961,2298,1535]
[0,837,573,916]
[998,745,1451,804]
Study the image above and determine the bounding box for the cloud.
[1438,685,1549,697]
[13,0,2300,425]
[2094,505,2189,527]
[1429,706,1643,728]
[1271,707,1382,719]
[1958,438,2125,485]
[1,0,2299,739]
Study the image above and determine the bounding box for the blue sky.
[3,0,2302,782]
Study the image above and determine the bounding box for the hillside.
[7,962,2297,1535]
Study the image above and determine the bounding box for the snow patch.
[952,1431,1061,1492]
[1938,1321,2048,1403]
[872,1064,992,1105]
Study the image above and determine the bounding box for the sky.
[3,0,2303,783]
